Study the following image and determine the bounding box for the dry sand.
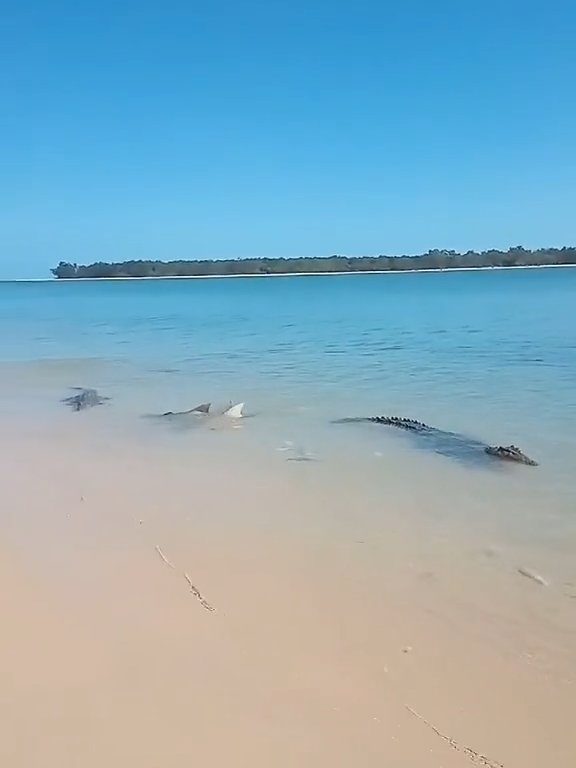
[1,421,575,767]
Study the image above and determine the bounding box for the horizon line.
[3,263,576,283]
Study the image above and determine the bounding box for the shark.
[150,401,245,422]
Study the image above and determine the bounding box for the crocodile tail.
[332,417,371,424]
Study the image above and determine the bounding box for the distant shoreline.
[5,263,576,283]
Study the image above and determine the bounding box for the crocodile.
[484,444,538,465]
[62,388,110,411]
[335,416,538,467]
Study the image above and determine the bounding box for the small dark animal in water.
[62,388,110,411]
[335,415,538,467]
[484,445,538,466]
[160,402,211,417]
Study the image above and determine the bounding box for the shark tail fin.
[223,402,244,418]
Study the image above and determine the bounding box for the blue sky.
[1,0,575,277]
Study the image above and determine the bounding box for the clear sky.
[1,0,575,278]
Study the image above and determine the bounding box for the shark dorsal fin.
[190,402,211,414]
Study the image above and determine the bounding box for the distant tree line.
[51,247,576,279]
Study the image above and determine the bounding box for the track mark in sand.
[405,706,504,767]
[184,572,216,612]
[155,545,175,569]
[155,545,216,612]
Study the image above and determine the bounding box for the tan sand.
[1,423,575,767]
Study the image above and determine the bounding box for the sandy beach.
[1,415,575,768]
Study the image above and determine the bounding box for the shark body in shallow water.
[160,402,212,417]
[149,401,246,423]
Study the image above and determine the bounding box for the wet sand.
[1,420,575,767]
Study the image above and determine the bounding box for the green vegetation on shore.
[51,247,576,279]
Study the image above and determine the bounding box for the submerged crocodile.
[62,388,110,411]
[336,415,538,467]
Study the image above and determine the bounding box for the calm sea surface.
[1,268,575,571]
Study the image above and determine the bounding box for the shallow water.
[2,270,576,767]
[1,269,575,576]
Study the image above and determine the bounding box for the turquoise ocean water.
[1,268,575,569]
